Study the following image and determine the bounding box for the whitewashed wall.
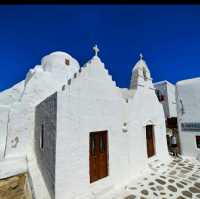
[0,51,80,199]
[55,56,169,199]
[56,56,127,199]
[176,78,200,158]
[154,81,177,119]
[0,105,9,160]
[4,52,80,160]
[0,51,169,199]
[35,93,57,199]
[128,87,169,173]
[167,82,177,118]
[0,81,24,106]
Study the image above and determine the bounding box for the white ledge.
[0,156,27,179]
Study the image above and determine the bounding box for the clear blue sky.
[0,5,200,91]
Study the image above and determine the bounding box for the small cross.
[93,44,99,56]
[140,53,143,60]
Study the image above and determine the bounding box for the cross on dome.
[139,53,143,60]
[93,44,99,56]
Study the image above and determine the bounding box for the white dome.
[24,51,80,88]
[41,51,80,72]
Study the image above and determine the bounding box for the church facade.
[0,46,169,199]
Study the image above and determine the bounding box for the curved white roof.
[176,77,200,86]
[41,51,80,71]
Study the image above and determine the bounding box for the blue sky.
[0,5,200,91]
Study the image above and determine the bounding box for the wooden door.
[89,131,108,183]
[146,125,155,158]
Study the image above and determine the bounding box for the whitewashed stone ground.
[98,157,200,199]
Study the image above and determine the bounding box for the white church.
[0,45,169,199]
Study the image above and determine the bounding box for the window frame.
[65,58,70,65]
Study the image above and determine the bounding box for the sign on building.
[181,122,200,131]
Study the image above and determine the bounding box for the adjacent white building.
[154,81,180,154]
[176,78,200,159]
[154,80,177,120]
[0,46,169,199]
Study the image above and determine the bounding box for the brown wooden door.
[89,131,108,183]
[146,125,155,158]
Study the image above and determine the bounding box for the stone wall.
[0,173,32,199]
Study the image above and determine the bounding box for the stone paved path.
[100,157,200,199]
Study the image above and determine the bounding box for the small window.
[62,85,65,91]
[155,89,165,102]
[68,78,71,85]
[143,68,148,81]
[196,136,200,148]
[65,58,70,65]
[40,123,44,150]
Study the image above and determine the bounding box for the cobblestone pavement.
[101,157,200,199]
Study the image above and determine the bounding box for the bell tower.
[130,53,153,89]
